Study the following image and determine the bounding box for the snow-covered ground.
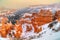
[32,31,60,40]
[0,21,60,40]
[0,38,10,40]
[32,21,60,40]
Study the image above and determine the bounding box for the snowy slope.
[0,22,60,40]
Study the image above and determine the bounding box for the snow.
[52,22,60,30]
[22,13,32,17]
[31,22,60,40]
[0,21,60,40]
[32,31,60,40]
[21,22,60,40]
[0,38,10,40]
[21,23,35,38]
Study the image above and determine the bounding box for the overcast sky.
[0,0,60,9]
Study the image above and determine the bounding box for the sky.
[0,0,60,9]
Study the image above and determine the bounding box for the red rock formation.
[0,9,59,38]
[55,10,60,21]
